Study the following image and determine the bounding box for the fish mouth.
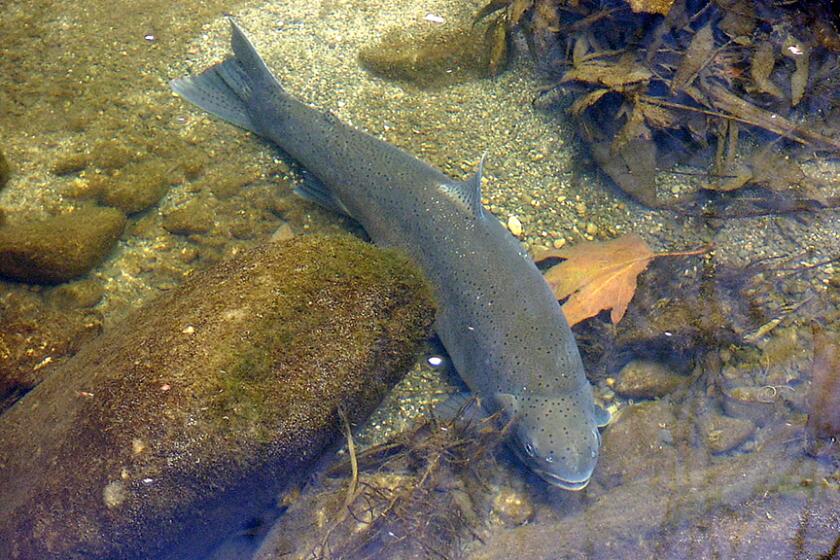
[511,445,593,490]
[536,470,592,491]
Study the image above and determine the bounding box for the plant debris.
[256,404,508,560]
[534,233,708,326]
[486,0,840,214]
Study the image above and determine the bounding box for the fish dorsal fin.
[439,152,486,217]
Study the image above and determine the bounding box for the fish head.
[495,391,604,491]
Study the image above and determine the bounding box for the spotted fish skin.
[170,19,604,489]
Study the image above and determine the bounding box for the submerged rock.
[0,234,435,560]
[700,411,756,454]
[468,445,839,560]
[594,400,695,489]
[162,197,216,235]
[0,206,126,284]
[615,360,688,399]
[0,288,103,413]
[96,160,173,214]
[806,324,840,453]
[0,149,10,188]
[44,278,105,309]
[358,22,502,88]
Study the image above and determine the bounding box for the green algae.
[205,236,435,444]
[0,206,126,284]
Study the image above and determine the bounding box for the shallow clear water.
[0,0,838,559]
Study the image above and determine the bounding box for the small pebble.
[701,412,756,454]
[507,216,523,237]
[491,487,534,526]
[615,360,687,399]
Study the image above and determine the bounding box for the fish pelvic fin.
[170,18,283,136]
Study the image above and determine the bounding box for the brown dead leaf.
[509,0,534,27]
[638,100,679,129]
[612,102,651,155]
[717,0,755,39]
[474,0,513,24]
[535,234,654,326]
[591,138,660,207]
[534,234,709,326]
[782,35,810,107]
[671,24,715,94]
[569,88,610,116]
[703,81,840,152]
[626,0,675,15]
[572,34,589,66]
[561,55,652,90]
[750,41,784,98]
[486,17,510,76]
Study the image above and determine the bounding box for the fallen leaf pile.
[534,234,708,326]
[478,0,840,216]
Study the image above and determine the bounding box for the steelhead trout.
[171,19,608,490]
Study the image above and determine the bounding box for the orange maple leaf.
[534,234,708,327]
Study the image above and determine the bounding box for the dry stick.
[640,95,796,135]
[337,405,359,511]
[655,243,713,258]
[705,83,840,152]
[314,406,362,559]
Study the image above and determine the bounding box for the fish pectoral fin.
[493,392,519,418]
[438,152,486,218]
[434,392,489,422]
[293,171,352,217]
[594,403,612,427]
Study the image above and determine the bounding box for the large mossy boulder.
[0,234,435,560]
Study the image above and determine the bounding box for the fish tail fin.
[170,18,284,135]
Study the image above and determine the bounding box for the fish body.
[171,19,606,489]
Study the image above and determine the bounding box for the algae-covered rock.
[615,360,688,399]
[162,197,216,234]
[0,206,126,284]
[0,149,10,188]
[97,160,173,214]
[0,288,103,413]
[0,234,434,560]
[358,23,502,88]
[44,278,105,309]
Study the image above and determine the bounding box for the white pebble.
[507,216,523,237]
